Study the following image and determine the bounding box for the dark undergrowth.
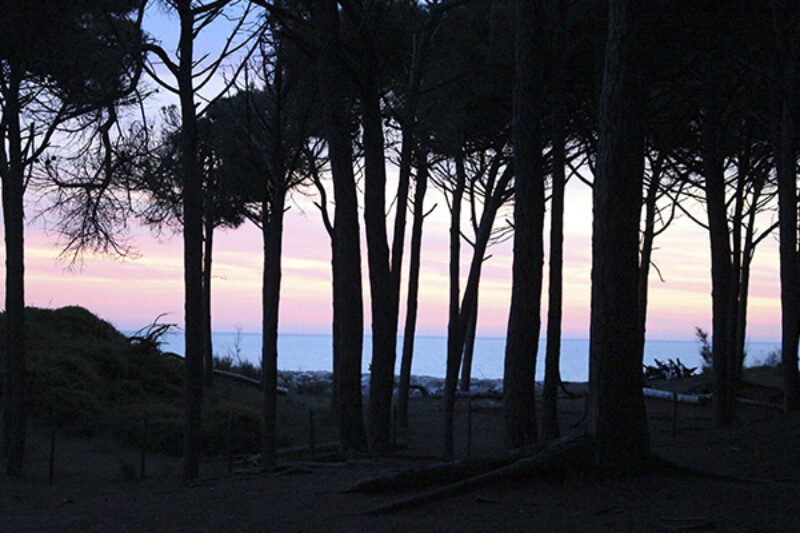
[0,306,334,459]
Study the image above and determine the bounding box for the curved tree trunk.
[505,0,546,450]
[459,305,478,392]
[312,0,367,453]
[1,67,26,476]
[444,162,512,456]
[587,0,649,473]
[398,156,429,430]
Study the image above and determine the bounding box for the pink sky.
[5,179,783,341]
[1,6,783,342]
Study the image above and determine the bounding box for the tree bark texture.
[586,0,650,472]
[1,67,26,476]
[312,0,367,453]
[505,0,546,450]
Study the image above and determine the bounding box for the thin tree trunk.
[542,83,566,442]
[587,0,649,473]
[505,0,546,450]
[445,165,512,455]
[734,171,763,381]
[398,155,429,430]
[735,221,755,382]
[176,1,205,483]
[312,0,367,453]
[636,159,662,361]
[261,188,284,467]
[542,0,568,441]
[443,150,466,459]
[202,213,214,388]
[1,67,26,476]
[459,305,478,392]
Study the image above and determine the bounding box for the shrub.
[695,327,713,372]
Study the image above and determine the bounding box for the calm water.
[155,332,781,382]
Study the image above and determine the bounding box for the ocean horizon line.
[153,330,782,346]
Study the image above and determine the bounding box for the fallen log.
[345,456,516,494]
[455,389,504,400]
[346,437,554,495]
[163,352,289,395]
[643,387,783,410]
[366,433,593,514]
[212,369,289,395]
[643,387,710,406]
[736,397,782,410]
[276,441,340,459]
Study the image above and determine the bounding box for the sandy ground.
[2,375,799,532]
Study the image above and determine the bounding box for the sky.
[13,174,783,342]
[0,3,785,342]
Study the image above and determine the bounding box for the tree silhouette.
[140,0,257,482]
[586,0,649,472]
[0,0,144,476]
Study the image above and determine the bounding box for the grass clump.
[0,306,261,457]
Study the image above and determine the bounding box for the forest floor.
[2,370,799,532]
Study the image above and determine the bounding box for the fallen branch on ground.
[212,369,289,395]
[364,433,593,514]
[643,387,711,405]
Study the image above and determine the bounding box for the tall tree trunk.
[542,102,566,443]
[312,0,367,453]
[1,67,26,476]
[542,0,568,441]
[587,0,649,473]
[702,100,735,426]
[443,150,466,459]
[202,213,214,388]
[397,155,429,430]
[777,95,800,410]
[459,305,478,392]
[177,1,205,482]
[261,187,284,467]
[362,66,399,456]
[505,0,546,450]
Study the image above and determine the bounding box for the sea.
[155,332,782,382]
